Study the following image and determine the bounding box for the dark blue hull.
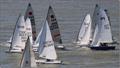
[90,46,115,50]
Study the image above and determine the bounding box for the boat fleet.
[4,3,118,68]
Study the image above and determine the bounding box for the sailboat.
[90,6,115,50]
[6,15,26,53]
[46,6,65,50]
[6,3,37,44]
[35,20,61,64]
[24,3,37,41]
[76,14,92,47]
[20,37,37,68]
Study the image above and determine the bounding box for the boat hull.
[5,48,23,53]
[55,45,67,50]
[90,46,115,50]
[36,59,62,64]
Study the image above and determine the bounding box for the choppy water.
[0,0,119,68]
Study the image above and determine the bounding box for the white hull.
[55,45,65,49]
[32,47,38,52]
[35,59,62,64]
[6,49,22,53]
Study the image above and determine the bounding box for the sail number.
[50,15,59,30]
[50,22,59,30]
[19,31,27,42]
[19,31,26,36]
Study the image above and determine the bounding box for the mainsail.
[91,7,113,47]
[9,15,26,51]
[24,3,37,41]
[76,14,91,45]
[38,20,57,60]
[98,9,113,43]
[20,37,37,68]
[46,6,62,44]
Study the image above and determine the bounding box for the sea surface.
[0,0,119,68]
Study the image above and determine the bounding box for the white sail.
[91,8,113,47]
[10,15,26,51]
[25,3,37,41]
[47,6,62,44]
[98,9,113,43]
[38,20,57,60]
[25,18,33,44]
[20,37,37,68]
[76,14,92,45]
[33,24,43,48]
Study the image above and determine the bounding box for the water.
[0,0,119,68]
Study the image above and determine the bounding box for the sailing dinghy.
[20,37,37,68]
[75,14,92,47]
[6,3,37,44]
[6,15,26,53]
[33,6,66,50]
[90,6,115,50]
[35,20,61,64]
